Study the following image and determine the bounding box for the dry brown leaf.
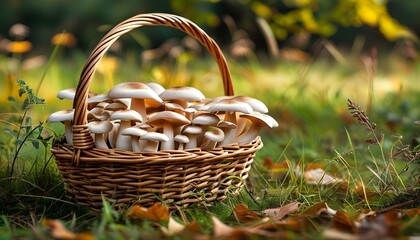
[160,217,185,236]
[332,210,356,233]
[304,168,342,185]
[212,216,280,239]
[212,216,236,239]
[263,156,289,172]
[354,183,379,201]
[324,228,360,240]
[403,208,420,218]
[43,219,77,239]
[42,219,94,240]
[262,202,301,221]
[233,204,261,223]
[126,202,169,222]
[301,201,337,216]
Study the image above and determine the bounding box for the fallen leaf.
[212,216,236,239]
[301,201,337,216]
[160,217,185,236]
[263,156,289,172]
[324,228,360,240]
[42,219,94,240]
[332,210,356,233]
[212,216,281,239]
[354,184,380,201]
[403,208,420,218]
[233,204,261,223]
[43,219,76,239]
[262,202,301,221]
[126,202,169,222]
[304,168,342,185]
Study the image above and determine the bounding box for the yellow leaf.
[379,15,418,41]
[6,41,32,53]
[251,2,272,18]
[51,33,77,47]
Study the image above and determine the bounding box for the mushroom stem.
[185,135,198,149]
[218,128,235,147]
[160,121,174,150]
[142,140,159,152]
[236,125,262,144]
[115,121,132,150]
[131,99,147,122]
[94,134,108,149]
[131,136,142,152]
[64,121,73,146]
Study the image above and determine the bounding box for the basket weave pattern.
[51,13,263,211]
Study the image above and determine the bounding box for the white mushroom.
[236,112,278,144]
[159,86,205,108]
[148,111,190,150]
[207,99,253,125]
[232,96,269,135]
[140,132,169,152]
[108,82,163,121]
[88,120,113,149]
[146,82,166,95]
[108,121,120,148]
[231,96,268,113]
[200,126,224,150]
[182,125,202,149]
[174,134,189,150]
[191,112,220,144]
[47,109,74,146]
[217,121,237,147]
[88,107,111,121]
[57,88,76,100]
[110,109,143,150]
[121,126,147,152]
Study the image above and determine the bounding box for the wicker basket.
[51,13,263,212]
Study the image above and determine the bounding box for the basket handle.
[71,13,234,165]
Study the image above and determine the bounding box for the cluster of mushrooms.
[47,82,278,152]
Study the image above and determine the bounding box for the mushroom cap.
[204,126,225,142]
[164,102,184,112]
[57,89,76,100]
[239,112,279,128]
[140,132,169,142]
[87,93,111,104]
[207,99,253,114]
[182,125,202,134]
[183,107,197,115]
[110,109,143,122]
[174,134,189,144]
[121,126,147,137]
[159,86,205,102]
[232,96,268,113]
[217,120,237,129]
[148,111,190,127]
[146,82,166,95]
[88,120,113,134]
[105,102,128,111]
[192,113,220,126]
[108,82,163,103]
[88,107,111,120]
[47,109,74,122]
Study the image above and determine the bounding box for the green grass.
[0,45,419,239]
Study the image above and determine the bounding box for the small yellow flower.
[51,33,77,47]
[7,41,32,53]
